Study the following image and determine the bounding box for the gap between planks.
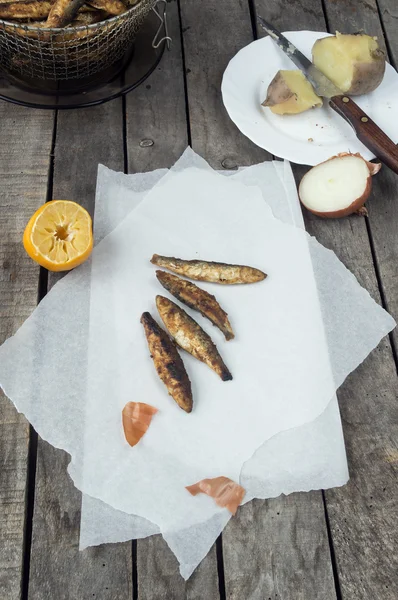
[247,2,343,596]
[16,1,397,597]
[251,1,398,599]
[21,109,58,600]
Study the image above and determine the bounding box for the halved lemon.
[23,200,93,272]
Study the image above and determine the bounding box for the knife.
[257,16,398,174]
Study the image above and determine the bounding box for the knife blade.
[257,16,398,174]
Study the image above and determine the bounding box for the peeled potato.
[312,32,386,95]
[262,70,323,115]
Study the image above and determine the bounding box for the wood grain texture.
[126,0,188,172]
[367,169,398,352]
[126,1,221,596]
[302,203,398,600]
[180,1,336,598]
[224,495,337,600]
[180,0,268,170]
[28,101,134,600]
[29,441,133,600]
[358,0,398,352]
[0,2,395,599]
[322,0,385,45]
[137,534,220,600]
[313,2,398,596]
[0,103,54,600]
[377,0,398,67]
[256,1,397,598]
[255,0,325,33]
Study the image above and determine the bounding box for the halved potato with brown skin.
[262,70,323,115]
[312,32,386,95]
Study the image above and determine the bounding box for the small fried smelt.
[86,0,125,15]
[156,270,234,341]
[186,477,245,515]
[140,312,193,413]
[78,3,98,11]
[73,9,107,23]
[45,0,85,27]
[4,21,46,39]
[151,254,267,285]
[156,296,232,381]
[122,402,158,447]
[0,1,53,20]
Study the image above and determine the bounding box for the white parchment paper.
[80,155,347,579]
[0,149,394,579]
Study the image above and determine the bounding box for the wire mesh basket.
[0,0,159,81]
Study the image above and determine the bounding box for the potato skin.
[262,70,322,115]
[346,60,385,95]
[312,34,386,96]
[262,71,294,107]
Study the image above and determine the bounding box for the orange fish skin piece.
[122,402,158,447]
[156,295,232,382]
[186,476,245,515]
[140,312,193,413]
[155,270,235,341]
[151,254,267,285]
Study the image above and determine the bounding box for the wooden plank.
[310,2,398,597]
[367,154,398,354]
[321,0,398,354]
[126,2,221,597]
[0,103,54,600]
[377,0,398,65]
[303,196,398,600]
[224,495,336,600]
[126,1,188,171]
[29,441,133,600]
[323,0,385,43]
[357,0,398,352]
[179,1,337,598]
[28,101,134,600]
[137,535,220,600]
[182,0,267,169]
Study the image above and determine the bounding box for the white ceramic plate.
[222,31,398,165]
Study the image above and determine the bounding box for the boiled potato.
[262,70,323,115]
[312,32,385,95]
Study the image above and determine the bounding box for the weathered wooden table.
[1,1,397,598]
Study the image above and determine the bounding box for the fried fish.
[73,8,107,23]
[156,296,232,381]
[140,312,193,413]
[151,254,267,285]
[156,270,235,341]
[45,0,85,27]
[86,0,125,15]
[0,1,53,19]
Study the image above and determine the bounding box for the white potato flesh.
[312,32,385,95]
[263,70,322,115]
[299,155,369,213]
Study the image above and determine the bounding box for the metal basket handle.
[152,0,171,49]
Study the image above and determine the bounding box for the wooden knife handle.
[329,95,398,174]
